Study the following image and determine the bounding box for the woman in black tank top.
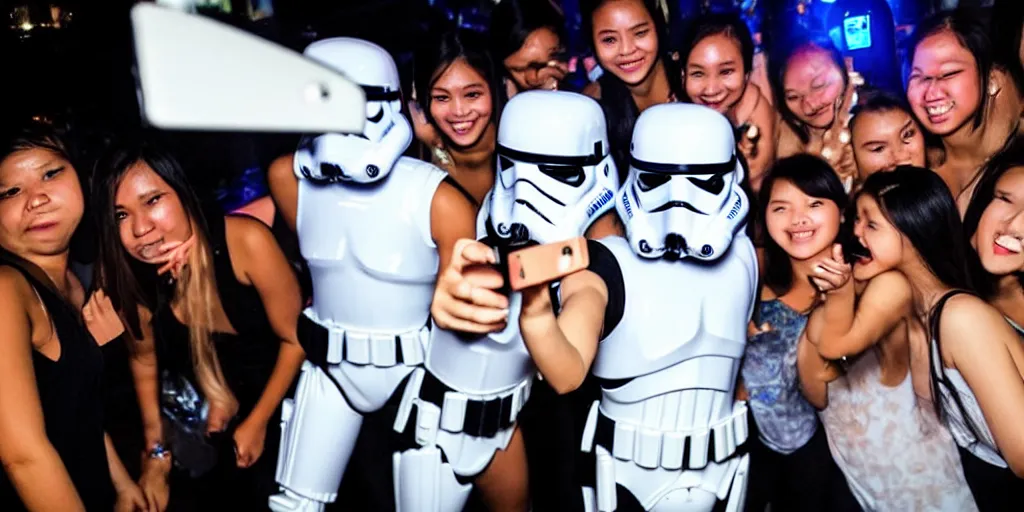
[91,140,305,511]
[0,122,143,510]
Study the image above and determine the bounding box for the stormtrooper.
[266,38,474,511]
[390,90,619,511]
[580,103,758,511]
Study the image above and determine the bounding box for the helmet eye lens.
[637,171,670,192]
[539,165,585,187]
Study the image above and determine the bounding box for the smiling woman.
[907,9,1022,216]
[582,0,684,181]
[743,154,860,511]
[414,29,504,205]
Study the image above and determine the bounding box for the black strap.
[592,409,747,471]
[296,315,415,409]
[361,85,402,102]
[496,142,605,167]
[415,371,518,439]
[297,314,407,367]
[630,155,737,175]
[929,289,987,446]
[442,175,478,208]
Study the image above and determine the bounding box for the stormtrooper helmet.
[293,37,413,184]
[488,91,618,245]
[617,103,748,261]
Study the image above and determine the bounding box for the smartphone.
[506,237,589,291]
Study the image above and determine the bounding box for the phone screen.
[844,15,872,51]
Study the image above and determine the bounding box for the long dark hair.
[582,0,685,181]
[858,167,975,294]
[962,136,1024,298]
[759,154,848,297]
[859,167,982,434]
[414,28,505,142]
[677,11,755,103]
[489,0,566,64]
[991,0,1024,94]
[908,8,996,133]
[92,139,238,416]
[769,34,849,145]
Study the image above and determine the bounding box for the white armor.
[392,91,616,512]
[294,38,413,185]
[581,104,758,512]
[271,38,447,512]
[617,104,748,262]
[489,90,619,244]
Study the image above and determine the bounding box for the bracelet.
[147,443,170,460]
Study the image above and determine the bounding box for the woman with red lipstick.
[0,121,146,511]
[680,12,776,192]
[742,155,858,512]
[964,139,1024,336]
[91,141,305,512]
[414,29,504,206]
[907,9,1021,216]
[772,36,860,191]
[840,167,1024,509]
[581,0,684,181]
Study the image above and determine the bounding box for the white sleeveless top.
[820,350,978,512]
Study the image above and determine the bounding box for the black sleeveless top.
[0,264,115,511]
[152,213,281,426]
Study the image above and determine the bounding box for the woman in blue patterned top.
[740,154,859,511]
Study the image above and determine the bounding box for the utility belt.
[396,369,533,445]
[298,312,428,369]
[582,401,749,471]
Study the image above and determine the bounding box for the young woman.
[907,9,1021,215]
[963,139,1024,332]
[851,167,1024,508]
[772,37,860,190]
[92,141,305,511]
[582,0,685,180]
[680,11,776,191]
[796,177,977,510]
[489,0,570,95]
[0,122,144,511]
[849,89,928,184]
[741,154,857,511]
[411,29,504,205]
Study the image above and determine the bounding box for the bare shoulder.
[0,266,31,309]
[268,153,294,180]
[775,123,803,158]
[225,214,275,248]
[759,283,777,301]
[939,293,1009,347]
[583,81,602,100]
[432,179,475,214]
[750,85,776,126]
[224,214,280,280]
[863,270,912,299]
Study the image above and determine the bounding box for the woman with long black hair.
[855,167,1024,509]
[91,140,305,511]
[582,0,684,181]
